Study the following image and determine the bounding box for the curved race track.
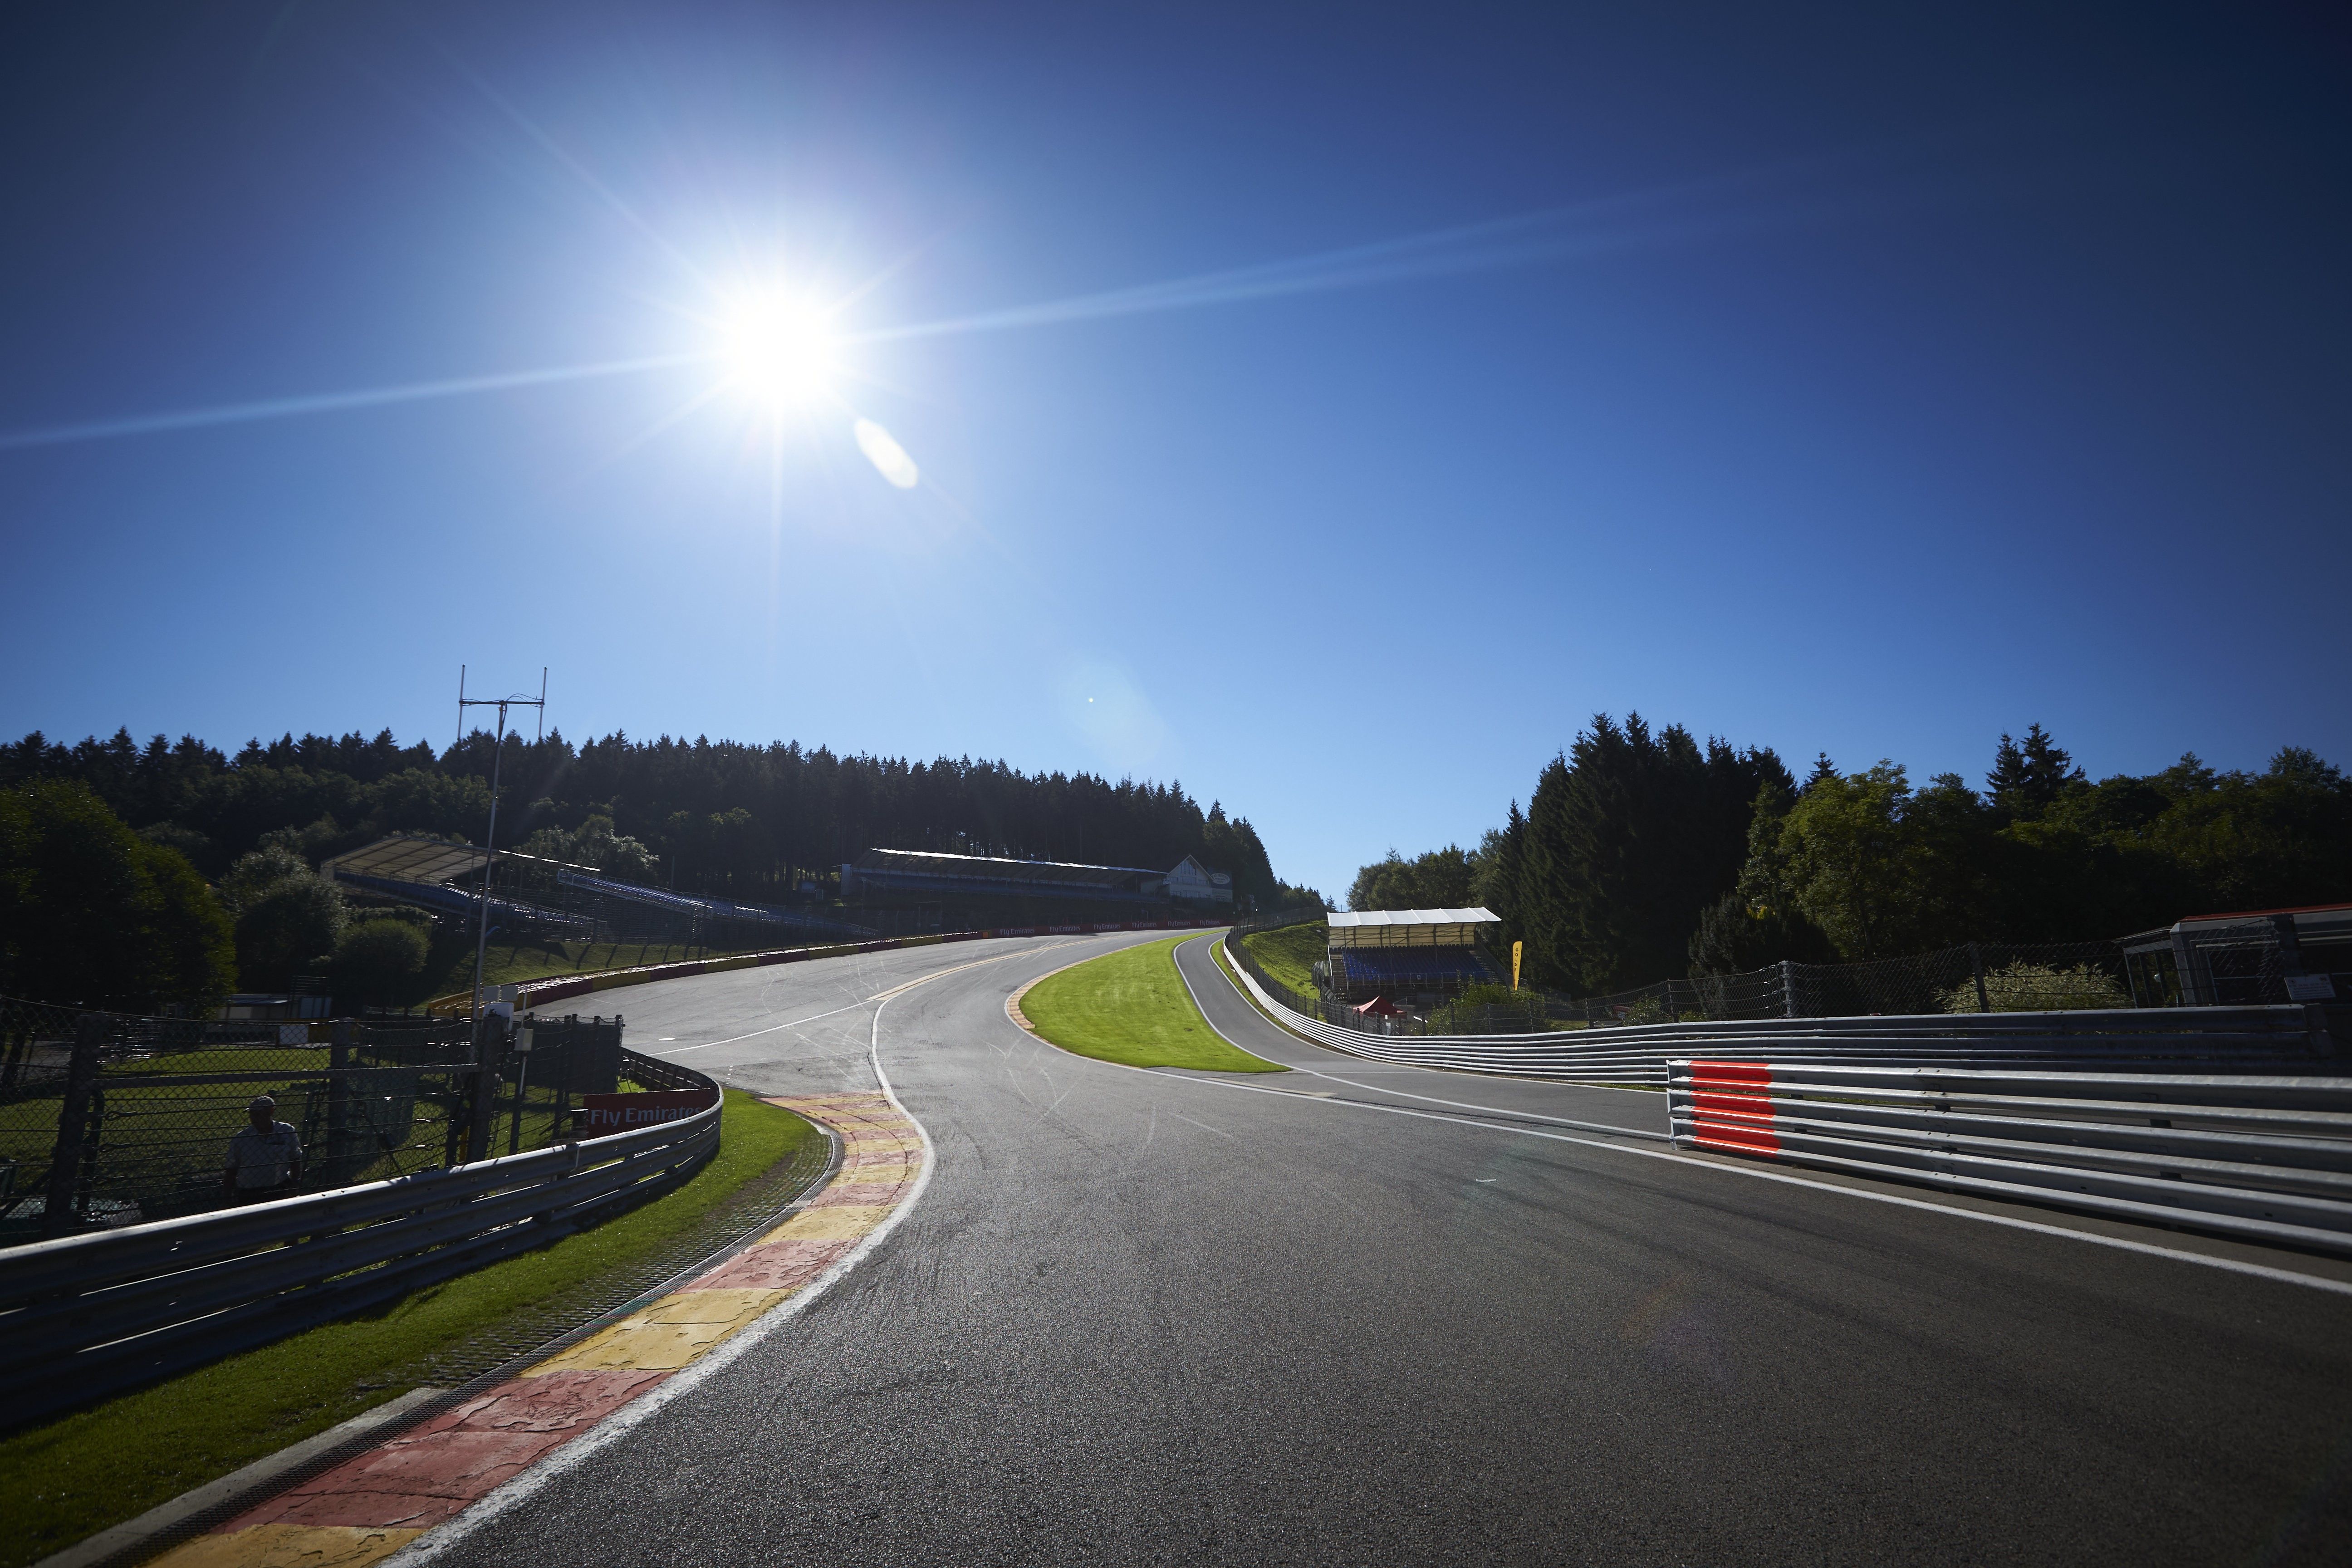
[416,929,2352,1566]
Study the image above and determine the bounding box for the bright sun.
[723,295,837,409]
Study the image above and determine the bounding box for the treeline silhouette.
[1354,716,2352,997]
[2,726,1306,910]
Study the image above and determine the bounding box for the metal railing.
[0,996,635,1241]
[0,1047,720,1430]
[1666,1059,2352,1255]
[1219,939,2342,1084]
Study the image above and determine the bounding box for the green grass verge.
[0,1089,821,1568]
[1239,920,1325,997]
[1021,935,1284,1073]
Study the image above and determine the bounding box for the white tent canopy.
[1326,908,1499,949]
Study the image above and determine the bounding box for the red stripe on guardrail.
[1687,1060,1779,1156]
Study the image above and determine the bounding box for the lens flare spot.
[853,418,920,488]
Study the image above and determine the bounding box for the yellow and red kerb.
[150,1092,925,1568]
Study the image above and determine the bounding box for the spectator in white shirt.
[222,1094,304,1203]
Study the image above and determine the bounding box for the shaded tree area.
[2,725,1297,913]
[1757,741,2352,960]
[1366,717,2352,997]
[0,780,235,1010]
[1347,846,1477,912]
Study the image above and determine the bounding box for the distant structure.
[321,833,872,948]
[840,848,1232,907]
[2120,903,2352,1006]
[1324,908,1500,1002]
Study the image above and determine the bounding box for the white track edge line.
[387,989,942,1563]
[1189,937,1666,1139]
[1161,1066,2352,1298]
[1014,937,2352,1296]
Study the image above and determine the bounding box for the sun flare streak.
[0,352,715,451]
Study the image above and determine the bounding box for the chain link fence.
[0,997,627,1244]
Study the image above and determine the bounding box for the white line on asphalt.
[647,939,1099,1054]
[1127,936,2352,1298]
[1182,936,1666,1141]
[1156,1068,2352,1299]
[647,998,872,1054]
[390,961,947,1565]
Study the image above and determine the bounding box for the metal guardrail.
[1218,941,2340,1083]
[1666,1059,2352,1255]
[0,1048,720,1429]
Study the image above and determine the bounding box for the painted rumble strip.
[148,1093,927,1568]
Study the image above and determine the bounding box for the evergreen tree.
[1511,715,1789,992]
[1988,723,2086,819]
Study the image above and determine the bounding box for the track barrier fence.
[0,996,636,1243]
[0,1042,719,1429]
[1667,1058,2352,1256]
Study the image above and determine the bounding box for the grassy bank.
[420,938,763,1001]
[1238,920,1325,997]
[1021,936,1284,1073]
[0,1090,822,1568]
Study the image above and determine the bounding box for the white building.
[1161,854,1233,904]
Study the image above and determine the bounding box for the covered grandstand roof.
[321,835,488,887]
[847,847,1166,898]
[1327,907,1499,948]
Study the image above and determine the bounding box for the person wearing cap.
[222,1094,304,1204]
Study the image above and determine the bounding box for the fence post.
[41,1014,104,1240]
[1780,960,1798,1020]
[1970,944,1990,1014]
[327,1018,352,1186]
[464,1017,504,1164]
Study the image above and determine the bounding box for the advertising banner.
[573,1088,718,1138]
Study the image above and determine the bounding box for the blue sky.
[3,3,2347,902]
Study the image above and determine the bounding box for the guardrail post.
[41,1014,104,1240]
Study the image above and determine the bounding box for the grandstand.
[839,847,1231,929]
[1326,908,1501,1002]
[321,835,873,947]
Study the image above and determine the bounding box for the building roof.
[852,847,1163,891]
[1328,908,1499,928]
[321,835,488,887]
[1327,907,1499,948]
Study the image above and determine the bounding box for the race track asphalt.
[425,929,2352,1567]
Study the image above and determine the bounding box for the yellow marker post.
[1512,941,1523,991]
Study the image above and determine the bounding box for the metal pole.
[42,1014,104,1239]
[466,700,509,1047]
[1780,959,1798,1020]
[1970,943,1990,1014]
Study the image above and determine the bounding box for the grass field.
[0,1089,822,1568]
[1020,935,1284,1073]
[1238,920,1326,997]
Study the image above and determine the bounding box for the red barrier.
[1686,1060,1779,1156]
